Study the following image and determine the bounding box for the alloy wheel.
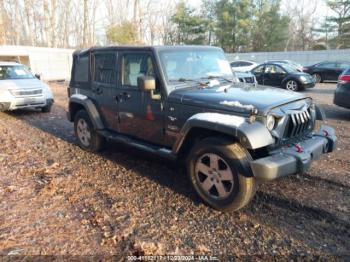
[312,73,321,83]
[286,80,298,91]
[194,153,234,199]
[76,118,91,147]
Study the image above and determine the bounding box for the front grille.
[284,108,313,138]
[11,89,42,97]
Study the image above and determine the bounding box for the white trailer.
[0,45,74,81]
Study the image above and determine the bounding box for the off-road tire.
[74,110,104,152]
[186,137,257,212]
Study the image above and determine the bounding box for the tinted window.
[252,65,264,73]
[93,53,116,84]
[122,53,155,87]
[230,61,241,67]
[338,62,350,70]
[240,61,252,66]
[265,65,285,74]
[74,53,89,82]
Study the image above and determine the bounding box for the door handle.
[92,86,103,95]
[119,92,131,99]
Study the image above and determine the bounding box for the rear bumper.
[334,84,350,109]
[250,125,336,181]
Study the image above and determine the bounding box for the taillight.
[339,75,350,83]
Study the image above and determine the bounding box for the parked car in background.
[251,62,315,91]
[0,62,54,112]
[234,71,257,85]
[230,60,258,72]
[266,60,303,72]
[334,67,350,109]
[302,61,350,83]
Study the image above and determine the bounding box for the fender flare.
[68,94,104,130]
[172,112,275,153]
[315,104,326,121]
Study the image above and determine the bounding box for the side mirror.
[137,76,160,100]
[35,74,41,80]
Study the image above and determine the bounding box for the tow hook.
[294,144,303,153]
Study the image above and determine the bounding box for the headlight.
[300,76,307,82]
[266,114,276,131]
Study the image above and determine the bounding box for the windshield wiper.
[170,78,208,87]
[201,75,234,83]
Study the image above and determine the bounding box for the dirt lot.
[0,82,349,260]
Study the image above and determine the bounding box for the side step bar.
[97,130,177,160]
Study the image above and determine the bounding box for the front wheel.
[186,137,256,212]
[74,110,104,152]
[285,80,300,91]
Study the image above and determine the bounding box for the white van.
[0,62,54,112]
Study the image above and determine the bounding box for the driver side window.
[122,53,155,86]
[121,53,159,93]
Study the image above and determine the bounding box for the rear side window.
[317,62,337,68]
[344,67,350,75]
[240,61,252,66]
[73,53,89,82]
[93,53,117,84]
[338,62,350,70]
[230,61,241,67]
[252,65,264,73]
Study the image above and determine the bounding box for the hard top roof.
[73,45,222,55]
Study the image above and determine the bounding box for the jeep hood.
[168,83,308,115]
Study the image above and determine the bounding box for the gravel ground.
[0,82,349,260]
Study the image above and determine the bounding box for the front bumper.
[5,96,50,110]
[250,125,336,181]
[301,82,315,89]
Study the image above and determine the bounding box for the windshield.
[158,49,234,88]
[0,65,35,80]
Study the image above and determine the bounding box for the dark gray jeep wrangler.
[67,46,336,211]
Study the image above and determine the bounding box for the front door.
[263,64,286,87]
[116,51,164,144]
[91,51,119,131]
[251,64,265,85]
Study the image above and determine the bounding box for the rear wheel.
[187,137,256,212]
[312,73,322,83]
[74,110,104,152]
[285,80,299,91]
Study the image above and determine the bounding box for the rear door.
[91,51,119,131]
[316,62,338,81]
[115,51,164,144]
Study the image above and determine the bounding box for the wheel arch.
[282,76,301,87]
[173,112,274,157]
[68,94,104,130]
